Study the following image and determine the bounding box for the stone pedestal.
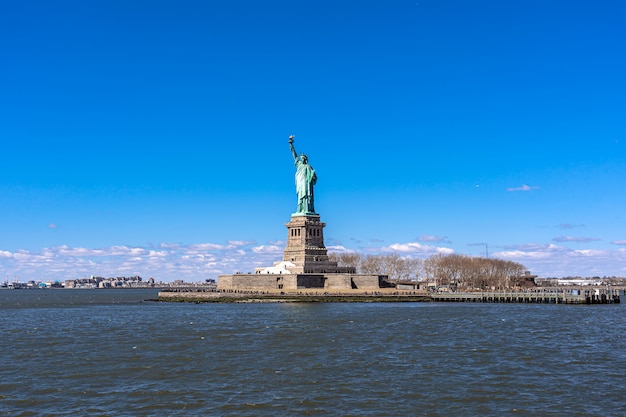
[217,212,388,292]
[282,214,354,274]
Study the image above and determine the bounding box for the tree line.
[328,252,528,290]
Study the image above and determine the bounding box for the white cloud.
[494,244,626,277]
[574,249,607,257]
[507,184,539,192]
[189,243,228,251]
[159,242,181,249]
[552,236,601,243]
[611,240,626,245]
[327,245,355,253]
[383,242,454,256]
[2,236,625,283]
[251,245,282,254]
[497,249,554,259]
[0,242,257,282]
[227,240,255,247]
[418,234,450,243]
[557,223,585,229]
[385,242,428,252]
[437,247,455,254]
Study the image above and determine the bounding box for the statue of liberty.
[289,135,317,215]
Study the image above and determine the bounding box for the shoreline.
[156,290,431,303]
[157,287,625,304]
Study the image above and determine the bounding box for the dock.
[432,287,623,304]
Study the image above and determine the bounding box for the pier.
[432,287,623,304]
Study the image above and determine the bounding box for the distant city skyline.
[1,1,625,281]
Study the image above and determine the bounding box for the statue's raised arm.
[288,135,298,162]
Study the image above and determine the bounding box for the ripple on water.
[1,294,626,416]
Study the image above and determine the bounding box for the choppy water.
[1,289,625,416]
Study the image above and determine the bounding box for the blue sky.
[1,0,625,282]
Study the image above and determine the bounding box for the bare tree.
[385,254,422,282]
[328,252,362,270]
[353,253,422,282]
[331,251,525,290]
[359,254,383,275]
[423,254,526,291]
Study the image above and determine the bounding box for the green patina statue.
[289,135,317,215]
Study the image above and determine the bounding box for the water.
[1,290,625,416]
